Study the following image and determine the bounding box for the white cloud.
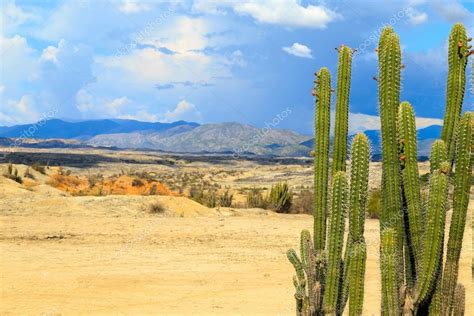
[0,34,37,86]
[40,39,65,64]
[118,110,159,122]
[282,42,313,58]
[118,0,151,14]
[106,96,129,111]
[162,100,202,123]
[0,95,40,125]
[193,0,341,28]
[433,1,472,22]
[1,1,37,31]
[406,7,428,25]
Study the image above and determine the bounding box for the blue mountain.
[299,125,442,154]
[0,119,199,140]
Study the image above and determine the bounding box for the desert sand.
[0,182,472,315]
[0,150,472,315]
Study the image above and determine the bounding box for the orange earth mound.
[47,174,178,196]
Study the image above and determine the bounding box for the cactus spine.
[313,67,331,251]
[380,228,400,315]
[288,45,369,314]
[332,45,352,174]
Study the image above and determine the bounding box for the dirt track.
[1,212,472,315]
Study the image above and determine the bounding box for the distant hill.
[88,122,311,155]
[0,119,199,140]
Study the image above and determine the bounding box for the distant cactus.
[268,182,292,212]
[218,189,233,207]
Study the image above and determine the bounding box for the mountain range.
[0,119,442,157]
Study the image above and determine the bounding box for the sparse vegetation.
[4,163,22,184]
[246,187,267,208]
[149,201,166,214]
[218,190,233,207]
[290,189,312,214]
[31,162,46,175]
[24,167,35,180]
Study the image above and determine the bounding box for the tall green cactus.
[332,45,352,174]
[413,168,448,306]
[398,102,423,268]
[375,23,473,315]
[313,67,331,251]
[288,48,370,314]
[441,23,469,165]
[377,27,403,248]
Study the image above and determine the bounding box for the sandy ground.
[0,154,471,315]
[1,202,472,315]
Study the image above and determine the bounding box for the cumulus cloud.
[1,95,40,125]
[192,0,340,28]
[1,0,37,31]
[282,42,313,58]
[40,39,65,64]
[162,100,202,123]
[406,7,428,25]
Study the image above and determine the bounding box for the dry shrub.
[149,202,166,214]
[290,190,313,214]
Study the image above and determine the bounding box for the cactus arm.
[313,67,332,251]
[348,241,366,316]
[440,112,472,314]
[378,27,403,244]
[429,140,448,173]
[441,23,469,165]
[398,102,424,269]
[414,169,449,306]
[380,228,400,315]
[339,132,370,310]
[322,172,348,314]
[332,45,352,174]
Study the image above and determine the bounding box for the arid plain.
[1,147,472,315]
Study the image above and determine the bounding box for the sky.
[0,0,473,135]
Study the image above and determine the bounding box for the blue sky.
[1,0,473,135]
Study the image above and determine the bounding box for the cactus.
[398,102,424,268]
[332,45,352,174]
[313,67,331,251]
[441,23,469,165]
[374,24,472,315]
[413,168,448,305]
[288,48,370,313]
